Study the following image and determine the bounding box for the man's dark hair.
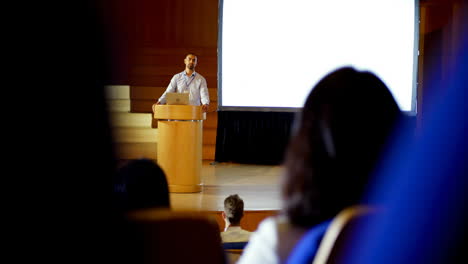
[224,194,245,225]
[185,53,197,58]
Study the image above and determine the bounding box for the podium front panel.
[157,120,203,193]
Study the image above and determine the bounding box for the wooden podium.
[153,105,206,193]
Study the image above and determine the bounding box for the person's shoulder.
[170,71,185,80]
[241,228,253,235]
[256,216,282,232]
[174,71,185,77]
[258,214,295,235]
[220,231,228,240]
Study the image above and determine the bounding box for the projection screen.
[218,0,418,113]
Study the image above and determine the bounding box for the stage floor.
[170,161,283,212]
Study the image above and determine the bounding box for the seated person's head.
[223,194,245,226]
[114,159,170,212]
[282,66,402,228]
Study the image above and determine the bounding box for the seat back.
[222,242,248,263]
[312,206,377,264]
[224,249,244,264]
[126,209,226,264]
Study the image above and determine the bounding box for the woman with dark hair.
[238,67,402,264]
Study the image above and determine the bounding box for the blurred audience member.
[114,158,170,213]
[238,67,402,264]
[221,194,252,243]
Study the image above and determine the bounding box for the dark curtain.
[215,111,417,165]
[215,111,296,165]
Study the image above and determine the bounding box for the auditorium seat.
[222,242,248,263]
[126,209,227,264]
[224,249,244,264]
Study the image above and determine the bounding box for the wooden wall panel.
[203,128,217,145]
[131,65,218,77]
[204,112,218,129]
[129,0,218,48]
[137,47,217,56]
[131,100,156,113]
[134,54,218,67]
[128,0,218,89]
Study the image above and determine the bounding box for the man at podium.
[154,53,210,112]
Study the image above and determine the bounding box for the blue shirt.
[286,220,332,264]
[158,71,210,106]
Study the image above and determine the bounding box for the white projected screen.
[220,0,417,111]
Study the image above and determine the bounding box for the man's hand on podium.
[152,102,161,113]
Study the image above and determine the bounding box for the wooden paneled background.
[101,0,466,160]
[102,0,219,160]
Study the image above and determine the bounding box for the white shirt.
[237,217,280,264]
[221,226,252,243]
[158,71,210,106]
[237,216,307,264]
